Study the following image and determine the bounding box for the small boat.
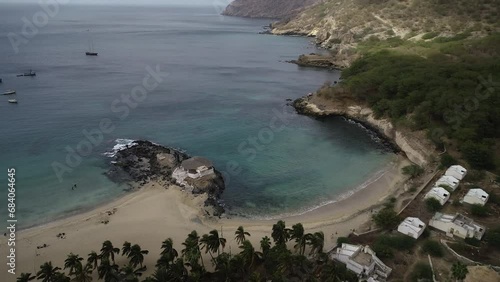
[85,30,98,56]
[8,99,18,104]
[17,69,36,77]
[1,90,16,95]
[0,78,3,83]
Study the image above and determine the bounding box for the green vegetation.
[470,204,489,217]
[451,261,469,281]
[402,164,424,178]
[422,240,444,257]
[486,226,500,249]
[440,153,457,168]
[410,262,433,282]
[373,234,416,259]
[372,207,400,229]
[425,198,442,212]
[339,34,500,170]
[17,222,358,282]
[464,237,481,247]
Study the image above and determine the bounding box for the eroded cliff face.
[222,0,319,19]
[293,97,435,167]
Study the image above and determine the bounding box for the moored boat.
[1,90,16,95]
[8,99,18,103]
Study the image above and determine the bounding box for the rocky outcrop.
[289,53,345,70]
[222,0,319,19]
[293,97,435,167]
[106,140,226,216]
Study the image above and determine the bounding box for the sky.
[0,0,226,5]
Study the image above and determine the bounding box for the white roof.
[337,243,360,257]
[436,175,459,186]
[399,217,425,233]
[426,187,449,201]
[466,188,489,201]
[446,165,467,178]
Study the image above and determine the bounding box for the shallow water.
[0,3,393,228]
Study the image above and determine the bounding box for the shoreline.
[0,154,409,278]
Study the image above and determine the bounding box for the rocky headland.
[106,140,226,216]
[292,95,436,167]
[289,53,345,70]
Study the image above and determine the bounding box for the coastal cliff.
[222,0,318,19]
[106,140,226,216]
[293,96,435,167]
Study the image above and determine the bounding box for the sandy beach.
[0,155,409,280]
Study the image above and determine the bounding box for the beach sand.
[0,155,409,280]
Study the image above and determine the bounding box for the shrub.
[402,164,424,179]
[376,234,416,251]
[422,31,439,40]
[422,240,444,257]
[372,242,394,259]
[410,262,433,282]
[337,237,349,247]
[461,141,496,170]
[425,198,442,212]
[440,153,456,168]
[485,226,500,249]
[464,237,481,247]
[372,208,400,229]
[470,204,488,217]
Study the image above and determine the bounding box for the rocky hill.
[222,0,319,19]
[271,0,500,66]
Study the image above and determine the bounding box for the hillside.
[222,0,319,19]
[272,0,500,66]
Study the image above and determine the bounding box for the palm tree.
[100,240,120,263]
[87,251,100,270]
[149,259,187,282]
[16,273,36,282]
[272,220,290,246]
[97,258,119,282]
[239,240,262,271]
[36,262,62,282]
[160,238,178,264]
[260,236,271,259]
[127,244,149,268]
[122,241,132,257]
[64,253,84,275]
[451,261,468,281]
[118,265,147,282]
[71,263,93,282]
[234,226,250,245]
[202,229,226,256]
[182,231,204,269]
[290,223,311,255]
[309,231,325,255]
[52,272,70,282]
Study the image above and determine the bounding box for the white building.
[332,243,392,281]
[435,175,460,191]
[463,188,489,206]
[429,212,485,240]
[172,157,215,187]
[424,187,450,205]
[445,165,467,181]
[397,217,426,239]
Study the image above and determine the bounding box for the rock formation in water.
[106,140,226,216]
[222,0,319,19]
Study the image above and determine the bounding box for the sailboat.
[85,30,98,56]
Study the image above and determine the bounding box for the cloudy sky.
[0,0,227,5]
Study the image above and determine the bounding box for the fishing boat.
[17,69,36,77]
[85,30,98,56]
[8,99,18,104]
[1,90,16,95]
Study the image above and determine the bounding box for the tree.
[97,258,119,282]
[36,262,62,282]
[485,226,500,249]
[128,244,149,268]
[451,261,468,281]
[290,223,311,255]
[372,207,400,229]
[158,238,178,268]
[100,240,120,263]
[87,251,100,270]
[470,204,488,217]
[64,253,84,275]
[118,265,147,282]
[309,231,325,255]
[239,240,262,270]
[425,198,442,212]
[122,241,132,257]
[200,229,226,257]
[260,236,272,259]
[402,164,424,178]
[71,263,93,282]
[422,240,444,257]
[272,220,290,246]
[16,273,36,282]
[181,231,203,270]
[235,226,250,245]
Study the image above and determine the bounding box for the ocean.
[0,3,394,228]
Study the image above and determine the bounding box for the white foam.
[102,139,137,157]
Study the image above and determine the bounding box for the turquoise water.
[0,4,393,228]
